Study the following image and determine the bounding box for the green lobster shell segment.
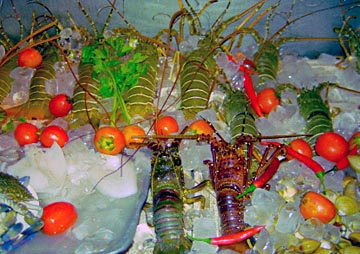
[179,46,217,120]
[0,58,17,105]
[223,90,259,142]
[123,42,159,118]
[253,42,279,86]
[67,62,101,129]
[297,85,334,146]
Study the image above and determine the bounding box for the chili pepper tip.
[236,184,256,199]
[316,171,326,191]
[187,234,211,244]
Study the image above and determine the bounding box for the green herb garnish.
[81,36,148,124]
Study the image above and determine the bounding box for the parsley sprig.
[81,36,148,124]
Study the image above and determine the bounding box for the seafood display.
[0,0,359,254]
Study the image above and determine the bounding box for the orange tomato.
[287,138,313,160]
[257,87,280,114]
[315,132,349,162]
[18,48,43,68]
[122,125,146,149]
[299,191,336,224]
[187,119,214,136]
[41,201,78,235]
[94,126,126,155]
[154,116,179,135]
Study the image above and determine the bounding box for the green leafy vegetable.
[81,36,148,124]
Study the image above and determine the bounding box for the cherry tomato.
[154,116,179,135]
[257,87,280,114]
[18,48,43,68]
[315,132,349,162]
[40,125,69,148]
[299,191,337,224]
[287,138,313,160]
[41,201,78,236]
[49,94,72,117]
[94,126,126,155]
[14,122,39,146]
[348,132,360,151]
[187,119,214,136]
[122,125,146,149]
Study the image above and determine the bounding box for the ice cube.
[276,202,304,234]
[298,218,325,241]
[323,224,341,244]
[190,215,219,253]
[8,143,68,195]
[251,188,283,211]
[244,205,275,228]
[253,228,275,254]
[88,155,138,198]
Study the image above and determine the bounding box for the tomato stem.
[326,144,358,174]
[97,136,116,152]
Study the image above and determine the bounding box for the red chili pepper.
[237,157,280,198]
[227,53,235,63]
[326,144,358,174]
[239,65,264,117]
[243,58,256,70]
[227,53,256,70]
[260,141,326,190]
[188,225,265,246]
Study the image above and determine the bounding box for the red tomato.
[257,87,280,114]
[299,191,337,223]
[40,125,69,148]
[122,125,146,149]
[315,132,349,162]
[187,119,214,136]
[18,48,43,68]
[154,116,179,135]
[14,122,39,146]
[348,132,360,151]
[49,94,72,117]
[94,126,126,155]
[287,138,313,160]
[41,201,78,235]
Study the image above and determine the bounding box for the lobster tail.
[153,187,191,254]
